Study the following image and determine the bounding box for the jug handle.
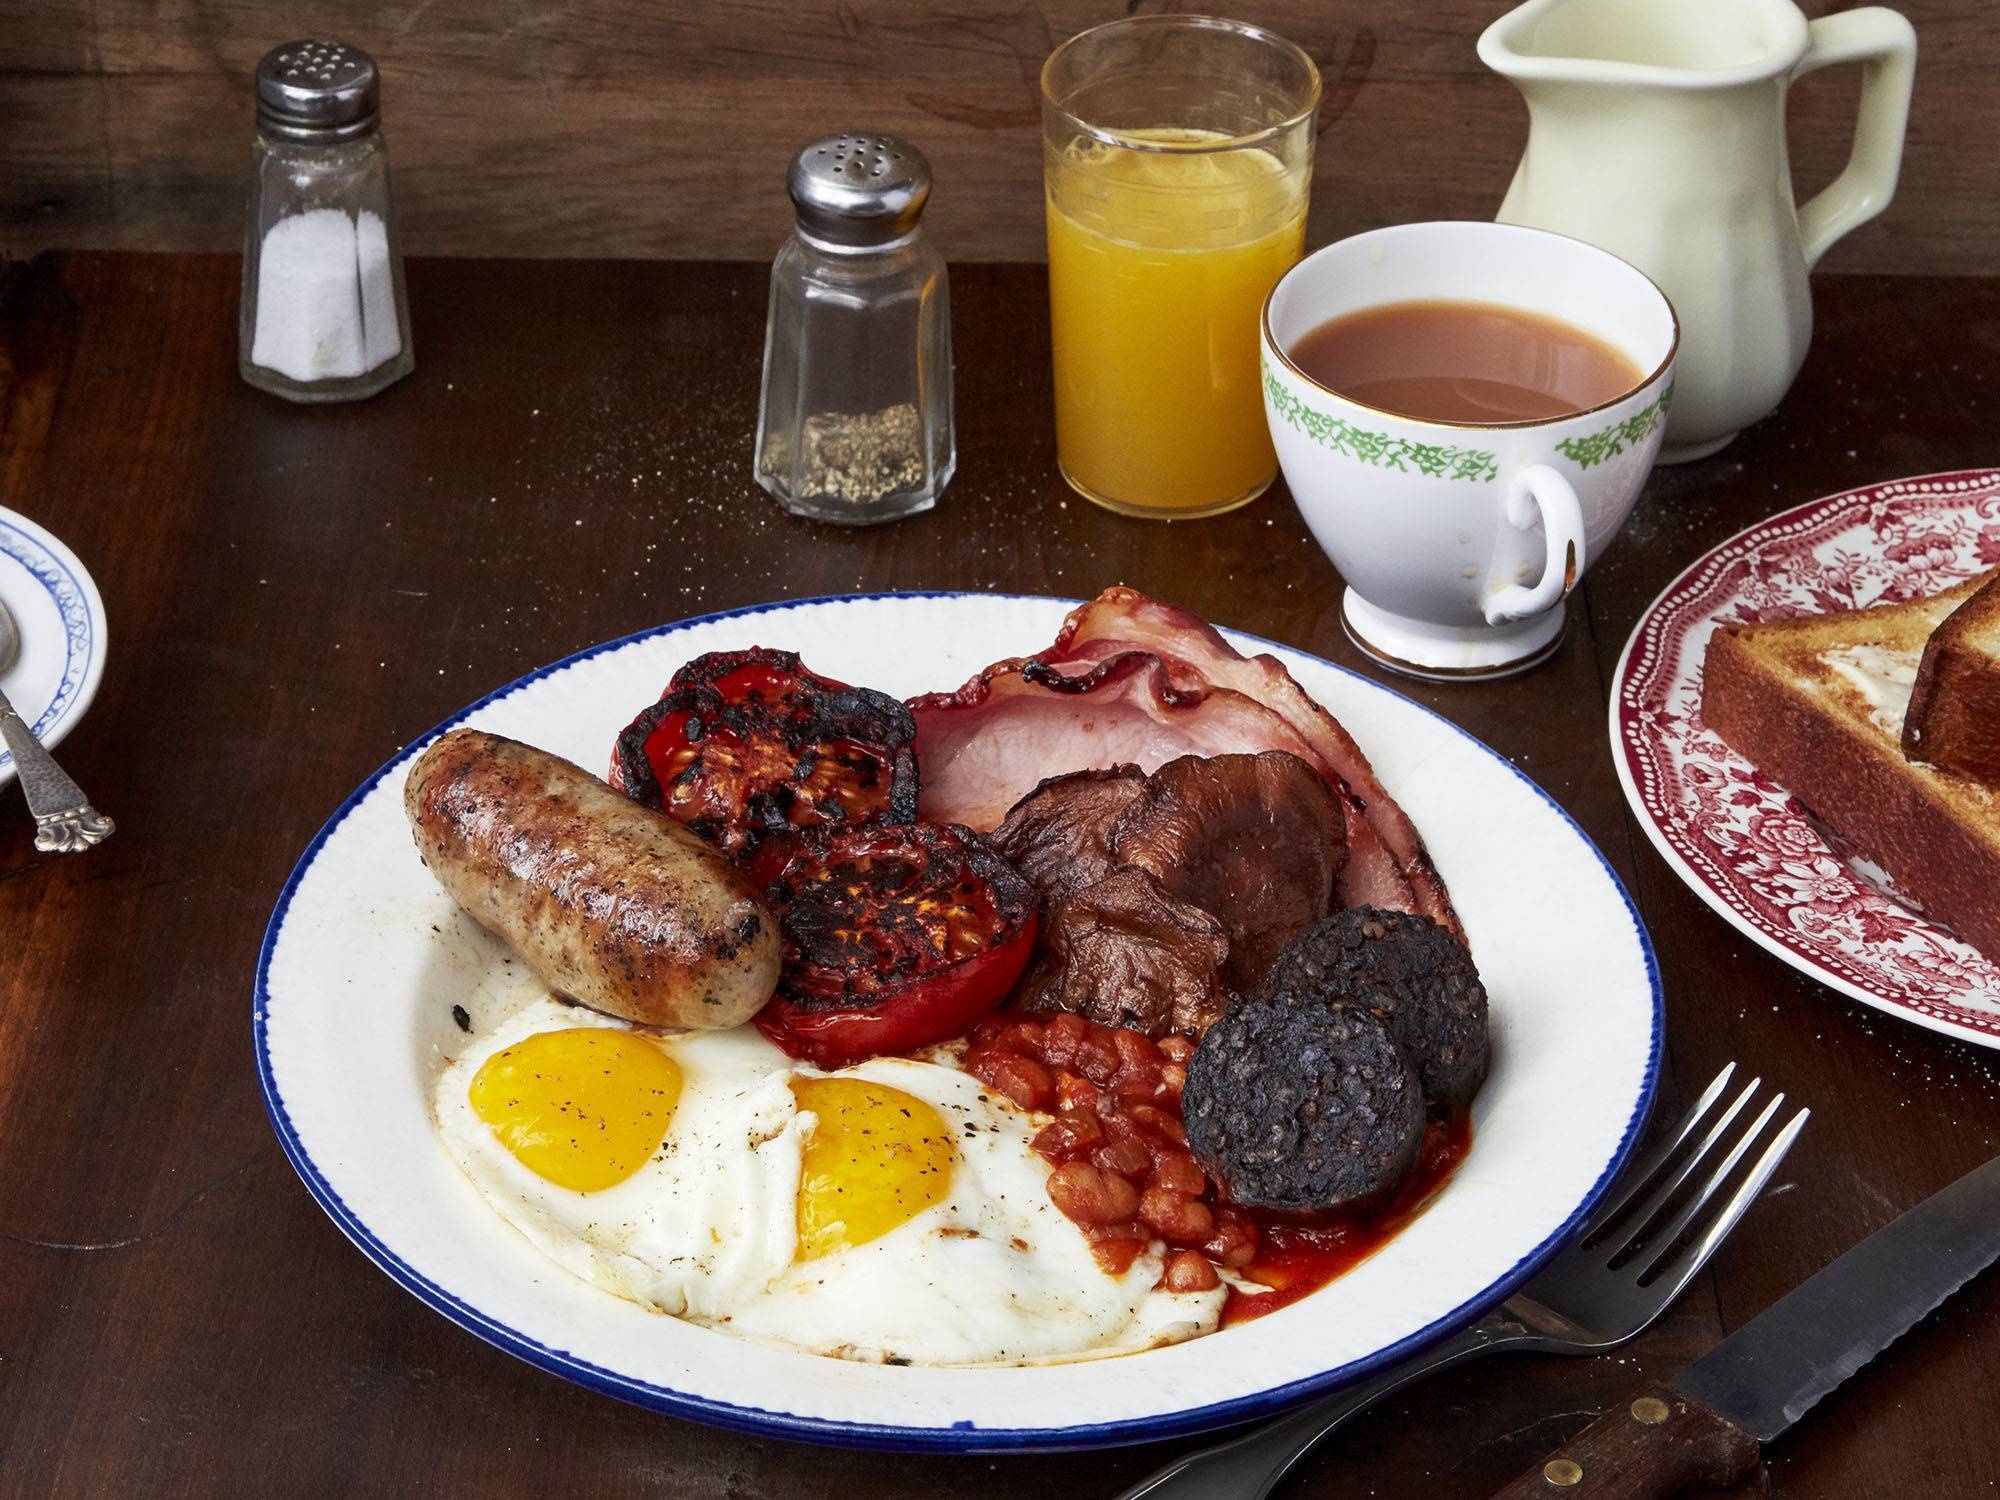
[1792,8,1918,271]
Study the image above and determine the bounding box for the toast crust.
[1702,586,2000,964]
[1904,573,2000,784]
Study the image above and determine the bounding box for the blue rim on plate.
[253,591,1662,1452]
[0,506,105,775]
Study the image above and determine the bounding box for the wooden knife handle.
[1487,1386,1761,1499]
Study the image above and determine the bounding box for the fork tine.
[1635,1095,1801,1285]
[1581,1062,1737,1245]
[1592,1070,1761,1251]
[1639,1106,1810,1301]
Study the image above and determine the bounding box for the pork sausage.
[405,728,780,1029]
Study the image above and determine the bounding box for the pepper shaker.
[755,133,955,525]
[239,40,415,402]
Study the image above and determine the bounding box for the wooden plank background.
[2,1,1992,270]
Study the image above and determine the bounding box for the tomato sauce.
[1222,1112,1473,1326]
[962,1012,1474,1309]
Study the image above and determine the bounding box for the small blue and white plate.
[256,593,1660,1451]
[0,506,107,789]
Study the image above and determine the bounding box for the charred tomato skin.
[753,822,1039,1068]
[611,648,918,858]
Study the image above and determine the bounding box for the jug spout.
[1478,0,1810,87]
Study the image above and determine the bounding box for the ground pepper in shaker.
[239,40,414,402]
[755,133,955,524]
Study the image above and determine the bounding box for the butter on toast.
[1702,576,2000,962]
[1904,573,2000,785]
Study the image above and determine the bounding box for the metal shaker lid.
[787,133,932,248]
[256,40,380,143]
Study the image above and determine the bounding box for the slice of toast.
[1702,576,2000,963]
[1904,573,2000,784]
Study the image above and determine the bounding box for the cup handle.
[1792,8,1917,272]
[1484,464,1584,626]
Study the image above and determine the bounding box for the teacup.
[1260,221,1677,679]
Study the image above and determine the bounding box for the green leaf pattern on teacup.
[1554,382,1676,469]
[1261,359,1500,483]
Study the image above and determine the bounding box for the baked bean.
[1153,1151,1207,1196]
[1048,1161,1141,1226]
[1094,1103,1136,1140]
[1054,1073,1101,1112]
[1140,1187,1215,1246]
[1158,1034,1196,1065]
[1000,1054,1056,1111]
[1162,1249,1220,1292]
[1204,1208,1260,1268]
[1074,1033,1121,1084]
[1090,1136,1152,1178]
[1126,1104,1188,1146]
[1010,1019,1044,1052]
[1032,1115,1099,1159]
[1085,1223,1149,1275]
[1054,1102,1103,1142]
[1040,1011,1088,1068]
[969,1014,1014,1049]
[1114,1073,1168,1107]
[965,1013,1269,1292]
[966,1049,1055,1112]
[1111,1027,1156,1072]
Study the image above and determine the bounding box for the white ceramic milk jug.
[1479,0,1915,462]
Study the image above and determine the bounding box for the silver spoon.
[0,596,113,851]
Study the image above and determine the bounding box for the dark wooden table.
[3,253,1997,1498]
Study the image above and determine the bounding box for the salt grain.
[356,209,403,370]
[250,208,401,383]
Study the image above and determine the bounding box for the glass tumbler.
[1042,16,1319,518]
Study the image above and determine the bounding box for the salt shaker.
[239,40,414,402]
[755,133,955,525]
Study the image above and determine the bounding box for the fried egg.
[434,996,1224,1365]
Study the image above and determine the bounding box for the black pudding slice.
[1183,996,1423,1218]
[1265,908,1490,1117]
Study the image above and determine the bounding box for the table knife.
[1488,1153,2000,1498]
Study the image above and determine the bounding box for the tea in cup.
[1260,221,1677,679]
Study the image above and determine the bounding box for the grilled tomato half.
[612,648,918,860]
[756,823,1038,1068]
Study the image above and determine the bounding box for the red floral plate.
[1611,468,2000,1048]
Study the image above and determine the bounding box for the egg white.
[434,996,1225,1365]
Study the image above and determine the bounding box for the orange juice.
[1046,129,1308,516]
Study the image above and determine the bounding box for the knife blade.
[1488,1153,2000,1498]
[1672,1150,2000,1442]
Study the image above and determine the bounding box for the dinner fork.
[1117,1063,1807,1500]
[0,596,113,852]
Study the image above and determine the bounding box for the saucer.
[0,507,108,789]
[1341,590,1569,681]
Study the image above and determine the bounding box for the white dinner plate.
[1611,469,2000,1048]
[255,592,1660,1451]
[0,505,108,788]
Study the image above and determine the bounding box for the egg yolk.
[468,1027,683,1192]
[792,1077,956,1261]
